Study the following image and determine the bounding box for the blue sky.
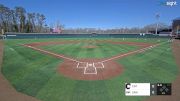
[0,0,180,28]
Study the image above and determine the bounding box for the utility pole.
[1,29,5,40]
[155,13,160,34]
[1,29,4,35]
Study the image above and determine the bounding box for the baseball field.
[0,38,179,101]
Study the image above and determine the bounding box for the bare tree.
[144,22,170,33]
[36,13,46,32]
[0,4,10,32]
[0,4,50,33]
[15,6,26,32]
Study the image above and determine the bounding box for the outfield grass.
[1,38,178,101]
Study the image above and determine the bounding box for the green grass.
[40,42,139,58]
[1,38,178,101]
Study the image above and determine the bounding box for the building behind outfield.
[172,17,180,38]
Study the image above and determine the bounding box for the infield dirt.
[58,59,124,80]
[25,40,154,80]
[0,40,180,101]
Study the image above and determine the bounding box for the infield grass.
[1,38,178,101]
[40,42,139,58]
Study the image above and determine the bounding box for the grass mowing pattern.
[2,40,63,96]
[99,41,178,101]
[40,42,139,58]
[1,38,178,101]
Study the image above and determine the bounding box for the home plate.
[89,63,93,66]
[84,63,97,74]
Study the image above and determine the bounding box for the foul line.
[101,41,168,63]
[101,44,158,63]
[22,44,80,63]
[22,41,170,75]
[22,41,168,64]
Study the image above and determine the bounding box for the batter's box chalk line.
[77,62,104,75]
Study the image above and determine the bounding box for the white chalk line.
[94,62,104,68]
[22,41,168,75]
[22,44,80,63]
[77,62,87,68]
[84,62,97,74]
[101,45,158,63]
[77,62,104,74]
[22,41,167,65]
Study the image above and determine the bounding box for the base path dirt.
[58,59,124,80]
[0,40,40,101]
[146,40,180,101]
[82,45,97,49]
[0,40,161,101]
[23,41,156,80]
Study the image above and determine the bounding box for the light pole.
[177,25,179,34]
[155,13,160,34]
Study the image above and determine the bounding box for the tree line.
[63,23,170,34]
[0,4,48,34]
[0,4,171,34]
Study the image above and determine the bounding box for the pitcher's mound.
[82,45,97,49]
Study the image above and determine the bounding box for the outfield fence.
[4,33,171,39]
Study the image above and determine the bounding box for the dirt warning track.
[0,39,179,101]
